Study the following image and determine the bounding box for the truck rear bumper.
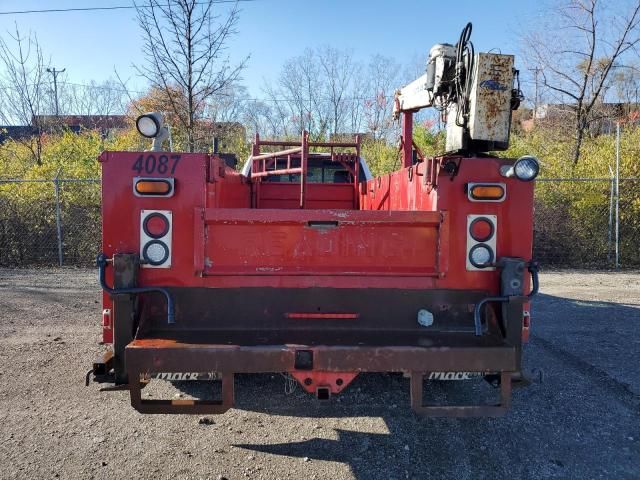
[125,338,516,417]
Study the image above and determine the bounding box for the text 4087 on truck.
[90,23,539,416]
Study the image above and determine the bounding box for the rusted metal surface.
[125,338,516,415]
[468,53,514,145]
[410,371,512,417]
[128,370,234,414]
[92,349,114,376]
[133,287,492,342]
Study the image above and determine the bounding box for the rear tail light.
[143,212,170,238]
[467,215,496,271]
[469,217,494,242]
[140,210,172,268]
[133,177,174,197]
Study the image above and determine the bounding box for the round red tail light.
[469,217,494,242]
[143,213,169,238]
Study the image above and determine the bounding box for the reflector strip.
[285,313,360,319]
[102,308,112,330]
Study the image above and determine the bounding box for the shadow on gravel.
[177,293,640,479]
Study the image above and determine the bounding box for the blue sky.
[0,0,539,97]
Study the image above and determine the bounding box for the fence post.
[608,167,614,263]
[615,122,620,269]
[54,170,63,267]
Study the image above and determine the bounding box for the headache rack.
[250,131,361,209]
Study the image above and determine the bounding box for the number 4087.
[132,154,181,175]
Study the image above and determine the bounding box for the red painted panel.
[99,149,534,329]
[359,157,535,293]
[258,183,354,210]
[201,209,441,276]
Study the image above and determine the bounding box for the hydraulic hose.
[96,253,175,324]
[473,262,539,336]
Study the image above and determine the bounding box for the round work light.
[136,112,162,138]
[469,244,494,268]
[142,240,169,266]
[513,155,540,182]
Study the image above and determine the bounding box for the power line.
[0,79,395,105]
[58,81,395,104]
[0,0,258,16]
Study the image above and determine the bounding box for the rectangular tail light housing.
[133,177,175,197]
[140,210,172,268]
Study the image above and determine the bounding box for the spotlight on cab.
[136,112,169,151]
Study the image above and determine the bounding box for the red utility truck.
[90,23,539,416]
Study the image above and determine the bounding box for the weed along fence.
[0,177,100,266]
[1,176,640,268]
[534,177,640,268]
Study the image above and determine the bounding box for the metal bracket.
[97,253,175,324]
[409,371,512,417]
[127,368,235,414]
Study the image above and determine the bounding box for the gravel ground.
[0,269,638,480]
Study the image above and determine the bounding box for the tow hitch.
[85,349,114,386]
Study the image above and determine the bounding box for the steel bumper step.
[125,338,516,416]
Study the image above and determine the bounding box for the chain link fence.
[0,177,100,267]
[534,178,640,268]
[1,176,639,269]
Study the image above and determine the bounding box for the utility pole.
[47,67,65,116]
[528,67,540,125]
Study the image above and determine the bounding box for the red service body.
[94,121,536,416]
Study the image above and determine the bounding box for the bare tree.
[262,82,293,137]
[277,49,328,138]
[62,79,128,117]
[524,0,640,164]
[318,46,354,135]
[611,64,640,112]
[206,83,246,123]
[0,25,49,164]
[347,62,367,134]
[363,54,400,140]
[134,0,248,151]
[242,99,275,137]
[257,49,403,140]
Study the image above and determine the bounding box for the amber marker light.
[469,184,505,201]
[134,178,174,197]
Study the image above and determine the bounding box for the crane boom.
[393,22,522,159]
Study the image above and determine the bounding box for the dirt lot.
[0,269,638,480]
